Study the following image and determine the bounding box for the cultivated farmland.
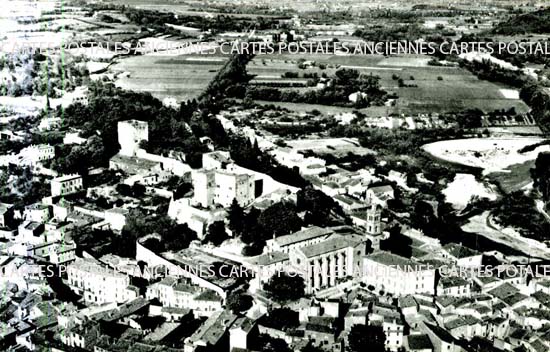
[247,53,530,116]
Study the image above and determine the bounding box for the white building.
[51,174,83,197]
[17,144,55,166]
[441,243,483,268]
[118,120,149,157]
[146,277,223,317]
[63,131,87,145]
[270,148,326,176]
[266,226,333,254]
[67,258,138,304]
[38,116,62,131]
[168,198,226,238]
[202,151,231,170]
[24,203,52,223]
[103,208,129,232]
[363,251,436,296]
[289,233,366,293]
[192,169,255,208]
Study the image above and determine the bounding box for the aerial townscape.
[2,0,550,351]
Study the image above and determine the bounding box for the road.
[462,211,550,261]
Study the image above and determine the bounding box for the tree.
[297,186,346,226]
[228,199,245,235]
[255,334,292,352]
[262,308,299,331]
[226,291,253,313]
[380,224,412,258]
[348,324,386,352]
[264,273,305,302]
[203,221,229,246]
[242,241,264,256]
[532,152,550,203]
[258,202,302,240]
[301,343,324,352]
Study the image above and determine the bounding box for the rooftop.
[365,251,428,270]
[297,235,361,259]
[246,251,289,266]
[274,226,333,247]
[407,334,433,350]
[52,174,82,183]
[442,243,480,259]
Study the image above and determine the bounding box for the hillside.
[493,8,550,35]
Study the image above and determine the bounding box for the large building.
[289,234,366,293]
[145,277,223,317]
[266,226,334,254]
[67,258,138,304]
[118,120,149,157]
[192,169,255,208]
[17,144,55,167]
[363,251,436,296]
[51,174,83,197]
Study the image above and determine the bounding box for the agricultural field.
[110,53,226,102]
[247,53,530,116]
[286,137,375,156]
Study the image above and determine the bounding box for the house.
[244,251,289,292]
[444,315,483,340]
[66,258,138,304]
[145,277,223,317]
[17,144,55,167]
[370,307,405,351]
[118,120,149,157]
[365,185,395,207]
[202,151,231,170]
[441,243,483,268]
[348,91,367,103]
[51,174,84,197]
[344,307,368,330]
[229,316,258,351]
[24,203,51,223]
[421,322,464,352]
[270,148,327,176]
[168,198,226,238]
[38,116,62,131]
[437,277,471,297]
[363,251,436,296]
[184,310,238,352]
[103,207,129,232]
[63,130,87,145]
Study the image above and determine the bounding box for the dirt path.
[462,211,550,261]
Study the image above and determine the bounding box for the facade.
[289,234,366,293]
[363,251,436,296]
[117,120,149,157]
[145,277,223,317]
[66,258,138,304]
[441,243,483,268]
[17,144,55,166]
[437,277,471,297]
[266,226,334,254]
[51,174,84,197]
[191,168,255,208]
